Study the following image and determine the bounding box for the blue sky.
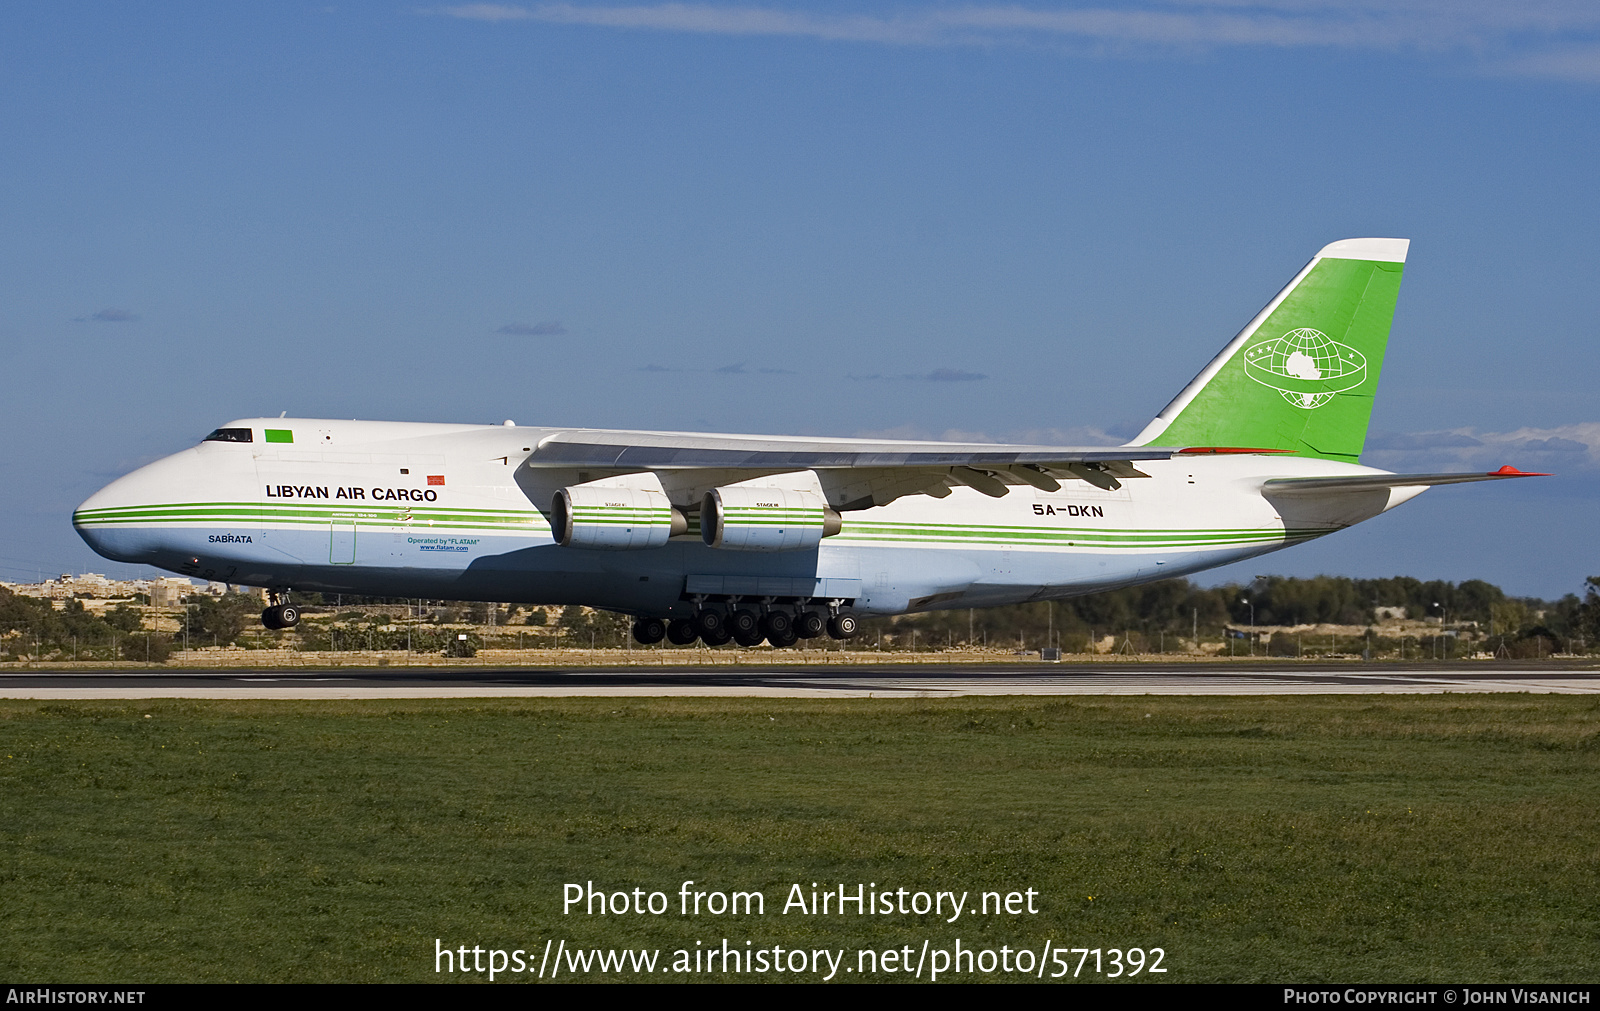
[2,2,1595,597]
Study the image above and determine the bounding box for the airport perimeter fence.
[4,643,1596,669]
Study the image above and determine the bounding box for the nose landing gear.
[261,591,300,630]
[261,600,300,630]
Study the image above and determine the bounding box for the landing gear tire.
[700,627,732,647]
[695,610,726,639]
[262,604,300,629]
[729,609,764,647]
[760,611,793,639]
[767,627,799,648]
[794,610,826,639]
[666,618,699,645]
[826,611,859,640]
[632,617,667,645]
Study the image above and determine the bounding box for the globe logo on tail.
[1243,328,1367,409]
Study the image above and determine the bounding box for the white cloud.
[1364,423,1600,472]
[444,3,943,43]
[497,320,567,335]
[439,2,1600,78]
[1496,43,1600,82]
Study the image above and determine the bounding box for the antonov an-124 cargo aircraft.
[76,238,1544,647]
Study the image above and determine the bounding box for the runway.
[2,663,1598,698]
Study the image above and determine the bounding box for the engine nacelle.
[702,487,842,552]
[553,481,684,550]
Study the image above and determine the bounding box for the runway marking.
[236,677,357,683]
[2,667,1597,699]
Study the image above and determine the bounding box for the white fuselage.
[74,418,1418,617]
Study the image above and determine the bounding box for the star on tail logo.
[1243,328,1368,409]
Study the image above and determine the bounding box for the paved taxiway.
[2,664,1597,698]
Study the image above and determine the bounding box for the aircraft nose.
[74,450,205,565]
[75,471,160,563]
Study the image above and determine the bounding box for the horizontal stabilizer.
[1263,466,1549,496]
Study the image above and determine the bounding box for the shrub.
[120,634,172,663]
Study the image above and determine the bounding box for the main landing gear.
[632,605,859,648]
[261,593,301,630]
[632,617,666,644]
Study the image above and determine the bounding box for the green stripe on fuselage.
[74,501,1324,551]
[73,500,548,533]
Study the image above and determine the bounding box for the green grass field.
[2,696,1597,983]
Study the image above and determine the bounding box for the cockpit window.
[203,428,253,443]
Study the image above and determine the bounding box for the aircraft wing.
[520,430,1182,506]
[1263,466,1549,496]
[525,430,1171,470]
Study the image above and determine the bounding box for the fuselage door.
[330,516,357,564]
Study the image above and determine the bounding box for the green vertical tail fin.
[1131,237,1408,462]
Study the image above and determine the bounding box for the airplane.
[74,238,1545,648]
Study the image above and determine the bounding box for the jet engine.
[552,478,686,549]
[701,486,842,552]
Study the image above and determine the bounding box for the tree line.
[0,592,161,660]
[861,575,1598,656]
[2,573,1597,659]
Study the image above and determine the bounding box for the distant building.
[1,573,207,606]
[2,573,134,600]
[148,577,201,607]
